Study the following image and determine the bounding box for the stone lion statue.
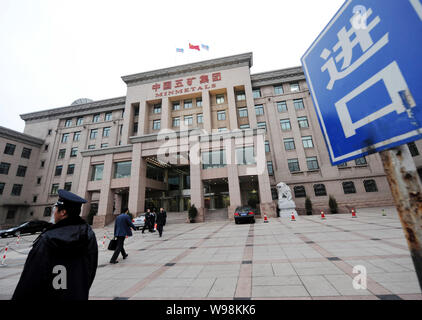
[276,182,293,202]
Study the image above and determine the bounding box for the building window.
[55,165,63,176]
[47,129,52,136]
[6,210,16,219]
[202,150,227,169]
[88,144,96,150]
[43,207,52,217]
[288,159,300,172]
[90,129,98,139]
[16,165,27,177]
[255,105,264,116]
[172,102,180,110]
[218,127,227,132]
[105,112,112,121]
[265,141,270,153]
[114,161,132,179]
[217,110,226,121]
[0,182,4,195]
[93,114,100,123]
[271,188,278,200]
[274,85,284,95]
[239,124,250,129]
[293,99,305,110]
[342,181,356,194]
[0,162,11,175]
[257,122,267,132]
[65,119,72,127]
[298,116,309,128]
[294,186,306,198]
[302,136,314,149]
[37,177,42,184]
[44,144,49,151]
[314,184,327,196]
[76,117,84,126]
[197,114,203,124]
[236,146,256,165]
[355,156,367,165]
[252,88,261,99]
[280,119,291,131]
[236,92,246,101]
[290,83,300,92]
[153,120,161,130]
[184,100,193,108]
[70,147,78,157]
[216,94,225,104]
[67,164,75,175]
[277,101,287,113]
[267,161,274,175]
[284,138,295,151]
[408,142,420,157]
[364,179,378,192]
[238,107,248,118]
[64,182,72,191]
[172,117,180,127]
[11,184,23,196]
[40,160,45,168]
[196,98,203,107]
[91,164,104,181]
[307,157,319,170]
[184,116,193,126]
[61,133,70,143]
[337,162,348,168]
[51,184,59,195]
[153,104,162,114]
[102,127,111,137]
[73,131,81,142]
[21,148,32,159]
[101,143,108,148]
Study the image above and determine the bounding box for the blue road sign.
[301,0,422,165]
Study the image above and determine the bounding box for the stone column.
[244,82,258,128]
[78,156,92,219]
[202,91,212,133]
[227,86,239,130]
[258,164,276,218]
[114,193,123,215]
[93,153,115,227]
[161,97,170,130]
[227,138,241,219]
[128,143,147,215]
[190,157,205,222]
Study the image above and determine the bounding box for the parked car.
[0,220,52,238]
[132,214,146,230]
[234,206,255,224]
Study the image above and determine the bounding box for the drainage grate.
[376,295,402,300]
[371,238,382,241]
[190,247,197,249]
[165,263,176,267]
[327,257,341,261]
[242,260,253,264]
[113,297,129,300]
[306,241,315,244]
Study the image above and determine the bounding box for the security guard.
[12,190,98,300]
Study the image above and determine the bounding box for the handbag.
[108,238,117,251]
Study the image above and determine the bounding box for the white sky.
[0,0,344,132]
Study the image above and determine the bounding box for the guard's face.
[52,206,67,224]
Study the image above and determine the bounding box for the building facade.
[5,52,422,228]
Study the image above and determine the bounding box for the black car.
[234,206,255,224]
[0,220,52,238]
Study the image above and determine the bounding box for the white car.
[132,214,145,230]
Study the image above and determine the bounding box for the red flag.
[189,43,200,51]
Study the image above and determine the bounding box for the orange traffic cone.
[291,212,296,221]
[264,214,268,223]
[321,211,326,220]
[351,209,357,218]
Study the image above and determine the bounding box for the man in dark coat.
[156,208,166,237]
[141,208,151,234]
[12,190,98,301]
[149,208,156,232]
[160,207,167,226]
[110,208,136,264]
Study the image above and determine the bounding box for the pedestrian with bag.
[110,208,136,264]
[141,208,151,234]
[12,190,98,300]
[149,208,156,232]
[156,208,166,238]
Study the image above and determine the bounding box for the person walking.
[12,189,98,300]
[161,207,167,226]
[110,208,136,264]
[149,208,156,232]
[156,208,166,237]
[141,208,151,234]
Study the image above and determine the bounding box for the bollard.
[102,234,106,250]
[16,235,20,245]
[1,245,8,266]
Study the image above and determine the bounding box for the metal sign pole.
[379,145,422,291]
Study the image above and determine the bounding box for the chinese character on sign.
[175,79,184,88]
[163,81,172,90]
[199,75,209,84]
[187,77,196,86]
[212,72,222,82]
[320,8,389,90]
[152,83,161,92]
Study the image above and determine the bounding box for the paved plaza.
[1,207,421,300]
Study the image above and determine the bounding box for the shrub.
[305,197,313,215]
[329,195,338,214]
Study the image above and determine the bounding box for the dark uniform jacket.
[12,216,98,300]
[156,211,166,226]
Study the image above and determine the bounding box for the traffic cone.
[16,235,20,245]
[382,209,386,216]
[320,211,326,220]
[1,245,8,266]
[351,209,357,218]
[291,212,296,221]
[264,214,268,223]
[154,223,157,231]
[102,234,106,249]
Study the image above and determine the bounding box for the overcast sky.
[0,0,344,132]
